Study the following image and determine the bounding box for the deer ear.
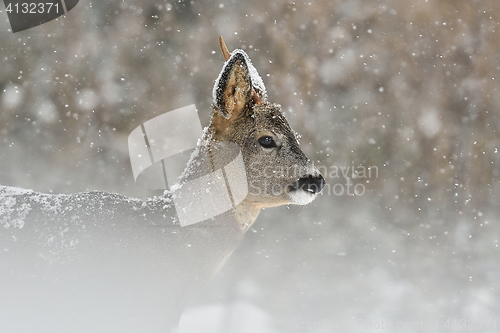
[214,52,253,120]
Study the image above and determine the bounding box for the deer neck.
[172,120,261,232]
[232,200,261,232]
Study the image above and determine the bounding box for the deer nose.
[297,174,325,194]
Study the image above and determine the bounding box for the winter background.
[1,0,499,332]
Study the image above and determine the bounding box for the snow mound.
[0,186,34,229]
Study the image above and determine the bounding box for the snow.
[179,301,278,333]
[243,51,267,101]
[0,184,175,230]
[76,88,99,112]
[0,186,33,229]
[418,107,442,139]
[2,84,23,109]
[36,99,58,124]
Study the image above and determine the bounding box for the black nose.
[297,174,325,194]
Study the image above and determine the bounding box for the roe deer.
[0,37,325,333]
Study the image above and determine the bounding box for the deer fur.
[0,37,325,333]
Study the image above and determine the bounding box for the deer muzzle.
[291,174,326,194]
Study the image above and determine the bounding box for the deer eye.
[258,136,277,148]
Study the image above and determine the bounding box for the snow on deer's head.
[208,37,325,209]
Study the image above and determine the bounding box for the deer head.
[206,37,325,211]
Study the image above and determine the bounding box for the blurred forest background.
[1,0,499,331]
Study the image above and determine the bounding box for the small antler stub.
[219,36,231,61]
